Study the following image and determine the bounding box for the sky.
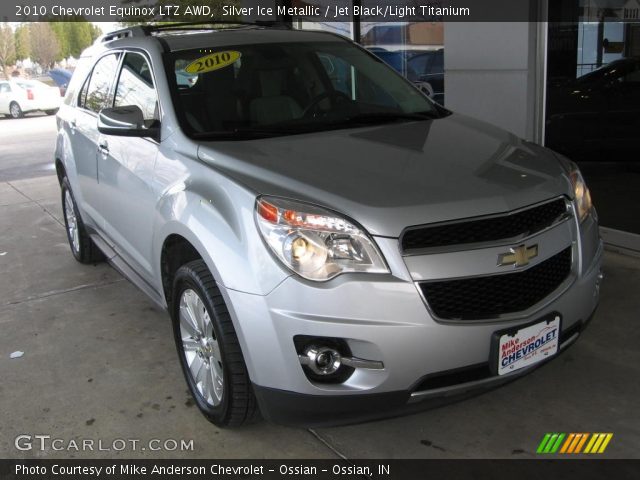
[93,22,120,35]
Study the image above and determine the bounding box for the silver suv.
[55,24,603,427]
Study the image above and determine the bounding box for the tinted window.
[168,41,439,138]
[114,53,159,123]
[84,54,119,113]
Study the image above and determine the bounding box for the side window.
[0,83,10,93]
[114,53,159,124]
[77,77,90,108]
[84,54,119,113]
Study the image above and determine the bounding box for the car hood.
[197,114,571,237]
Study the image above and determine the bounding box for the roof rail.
[143,20,291,33]
[101,26,149,43]
[100,20,290,43]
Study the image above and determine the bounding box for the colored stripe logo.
[537,433,613,454]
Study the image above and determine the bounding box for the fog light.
[295,336,384,384]
[303,346,342,375]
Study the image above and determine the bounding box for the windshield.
[167,40,442,139]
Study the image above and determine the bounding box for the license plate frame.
[490,314,562,376]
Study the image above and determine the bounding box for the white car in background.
[0,79,62,119]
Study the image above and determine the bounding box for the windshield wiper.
[190,126,302,140]
[341,111,439,125]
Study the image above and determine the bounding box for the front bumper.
[221,214,603,426]
[251,314,590,427]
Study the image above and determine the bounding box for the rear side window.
[0,83,10,93]
[81,53,119,113]
[114,52,159,124]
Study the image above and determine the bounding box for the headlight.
[570,168,593,222]
[255,196,389,281]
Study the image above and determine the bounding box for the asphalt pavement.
[0,114,58,182]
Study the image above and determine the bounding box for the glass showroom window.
[292,0,354,39]
[546,0,640,237]
[359,8,445,105]
[291,0,445,105]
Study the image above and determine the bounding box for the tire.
[61,176,104,264]
[45,109,58,115]
[9,102,23,119]
[172,260,258,427]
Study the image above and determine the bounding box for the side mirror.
[414,81,435,98]
[98,105,159,139]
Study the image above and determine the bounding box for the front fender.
[153,163,290,301]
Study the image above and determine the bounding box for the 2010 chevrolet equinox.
[55,23,603,427]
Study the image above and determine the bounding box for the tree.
[48,22,97,60]
[90,24,102,42]
[0,23,16,79]
[66,22,93,58]
[50,23,70,61]
[29,23,59,69]
[14,25,31,61]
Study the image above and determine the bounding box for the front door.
[96,52,161,282]
[71,53,120,226]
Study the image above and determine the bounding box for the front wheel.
[172,260,258,427]
[9,102,23,119]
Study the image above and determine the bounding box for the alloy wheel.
[10,103,21,119]
[64,190,80,254]
[179,288,224,406]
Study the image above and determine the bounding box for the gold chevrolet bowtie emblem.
[498,244,539,267]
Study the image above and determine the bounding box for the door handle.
[98,141,109,157]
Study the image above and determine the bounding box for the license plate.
[496,316,561,376]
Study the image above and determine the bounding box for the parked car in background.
[546,57,640,160]
[408,49,445,104]
[367,49,421,82]
[0,79,62,118]
[48,68,73,96]
[369,48,445,104]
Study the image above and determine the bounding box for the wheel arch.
[158,228,262,389]
[55,158,66,185]
[160,233,204,309]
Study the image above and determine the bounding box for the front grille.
[419,247,572,320]
[401,198,567,252]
